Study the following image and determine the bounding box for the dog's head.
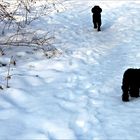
[91,5,102,14]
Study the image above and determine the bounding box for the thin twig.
[6,56,13,88]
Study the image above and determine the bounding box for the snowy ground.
[0,0,140,139]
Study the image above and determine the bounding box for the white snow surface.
[0,0,140,139]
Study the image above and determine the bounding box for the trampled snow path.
[0,0,140,139]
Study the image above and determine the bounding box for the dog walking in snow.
[91,5,102,31]
[122,68,140,102]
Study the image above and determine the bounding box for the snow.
[0,0,140,139]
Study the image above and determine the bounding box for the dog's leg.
[130,86,139,98]
[122,85,129,101]
[93,22,97,29]
[97,26,101,31]
[93,15,97,29]
[97,20,101,31]
[122,94,129,102]
[121,69,130,102]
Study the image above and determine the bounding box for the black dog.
[91,5,102,31]
[122,68,140,102]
